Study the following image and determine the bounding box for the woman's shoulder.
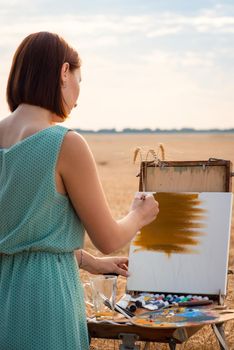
[0,116,14,148]
[62,130,89,153]
[0,116,11,131]
[58,129,93,171]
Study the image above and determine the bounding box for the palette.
[131,307,234,328]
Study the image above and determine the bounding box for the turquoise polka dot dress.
[0,125,89,349]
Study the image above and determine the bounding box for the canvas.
[127,192,233,295]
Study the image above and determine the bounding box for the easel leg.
[212,323,229,350]
[143,342,150,350]
[168,338,177,350]
[118,333,140,350]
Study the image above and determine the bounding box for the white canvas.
[127,192,233,295]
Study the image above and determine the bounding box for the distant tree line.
[75,127,234,134]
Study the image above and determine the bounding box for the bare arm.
[75,249,129,277]
[58,131,158,254]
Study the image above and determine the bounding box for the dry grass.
[79,133,234,350]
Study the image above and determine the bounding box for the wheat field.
[79,133,234,350]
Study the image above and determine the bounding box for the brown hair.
[6,31,81,119]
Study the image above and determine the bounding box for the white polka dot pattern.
[0,126,89,349]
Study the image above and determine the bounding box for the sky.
[0,0,234,130]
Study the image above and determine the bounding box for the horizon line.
[74,127,234,134]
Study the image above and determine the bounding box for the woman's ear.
[61,62,70,87]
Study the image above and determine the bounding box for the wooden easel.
[88,158,234,349]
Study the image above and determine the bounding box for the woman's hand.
[92,256,129,277]
[75,249,129,277]
[130,193,159,229]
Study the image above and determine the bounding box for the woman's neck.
[12,103,62,126]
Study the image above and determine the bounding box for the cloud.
[0,2,234,129]
[146,26,183,38]
[1,6,234,38]
[0,10,233,62]
[142,50,215,69]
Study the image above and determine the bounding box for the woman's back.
[0,125,84,253]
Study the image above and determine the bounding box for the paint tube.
[116,294,131,309]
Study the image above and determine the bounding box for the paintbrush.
[98,292,134,319]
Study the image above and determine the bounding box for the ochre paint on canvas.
[133,193,207,255]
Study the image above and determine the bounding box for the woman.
[0,32,159,349]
